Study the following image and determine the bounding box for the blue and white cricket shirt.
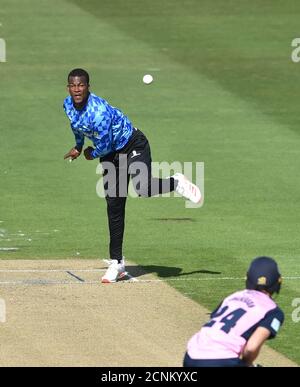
[63,93,133,158]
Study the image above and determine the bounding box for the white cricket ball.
[143,74,153,84]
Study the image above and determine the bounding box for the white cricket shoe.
[101,258,126,283]
[173,173,202,204]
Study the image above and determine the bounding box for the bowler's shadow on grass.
[125,265,221,279]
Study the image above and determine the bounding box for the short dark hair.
[68,68,90,84]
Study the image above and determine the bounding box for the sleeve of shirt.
[258,307,285,339]
[72,126,85,152]
[90,110,113,159]
[63,99,85,152]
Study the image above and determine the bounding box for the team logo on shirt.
[93,131,101,139]
[271,318,281,332]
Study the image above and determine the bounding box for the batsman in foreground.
[183,256,284,367]
[63,68,201,283]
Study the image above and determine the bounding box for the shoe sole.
[190,187,202,204]
[174,173,202,204]
[101,271,126,284]
[184,184,201,204]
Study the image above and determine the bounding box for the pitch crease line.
[0,276,299,286]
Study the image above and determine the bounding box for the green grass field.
[1,0,299,364]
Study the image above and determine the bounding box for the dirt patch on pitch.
[0,260,297,367]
